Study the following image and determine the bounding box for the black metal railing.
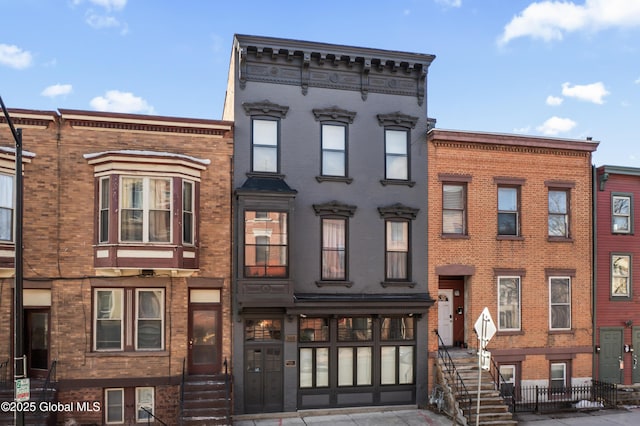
[179,357,186,424]
[36,360,58,420]
[513,380,617,413]
[0,359,8,389]
[224,357,231,424]
[488,355,515,411]
[434,330,472,422]
[141,406,168,426]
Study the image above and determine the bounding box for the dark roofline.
[597,165,640,176]
[234,34,435,68]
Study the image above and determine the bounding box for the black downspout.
[592,164,598,382]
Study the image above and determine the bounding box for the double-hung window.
[243,100,289,174]
[498,186,519,236]
[313,201,356,284]
[548,189,569,237]
[386,220,409,280]
[182,181,194,244]
[99,177,110,243]
[244,211,288,278]
[377,113,418,186]
[313,107,356,182]
[611,254,631,298]
[442,183,466,235]
[120,177,171,243]
[550,362,569,394]
[385,129,409,180]
[498,276,521,331]
[0,174,13,242]
[612,194,632,233]
[251,119,278,173]
[549,277,571,330]
[105,387,155,424]
[94,288,165,351]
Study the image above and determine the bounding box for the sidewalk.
[233,406,455,425]
[516,406,640,425]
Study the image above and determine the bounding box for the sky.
[1,0,639,167]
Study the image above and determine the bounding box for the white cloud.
[498,0,640,46]
[90,90,155,114]
[536,116,577,135]
[0,44,33,69]
[513,126,532,134]
[74,0,127,11]
[561,81,609,104]
[546,95,564,106]
[435,0,462,7]
[86,12,121,29]
[41,84,73,98]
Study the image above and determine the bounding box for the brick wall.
[427,130,596,384]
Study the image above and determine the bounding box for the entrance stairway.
[180,374,231,426]
[434,345,517,425]
[0,379,57,426]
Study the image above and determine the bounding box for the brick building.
[0,109,233,424]
[427,129,598,390]
[594,166,640,385]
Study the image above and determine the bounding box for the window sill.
[497,235,524,241]
[316,176,353,184]
[246,171,286,179]
[547,236,573,243]
[548,329,575,335]
[496,330,524,336]
[381,280,416,288]
[316,280,353,288]
[610,296,632,301]
[441,234,470,240]
[380,179,416,187]
[87,350,169,357]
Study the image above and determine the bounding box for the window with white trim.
[99,177,109,243]
[105,387,155,424]
[135,387,154,422]
[612,194,632,234]
[182,180,194,244]
[611,254,631,298]
[498,186,519,236]
[548,189,569,237]
[550,362,568,392]
[252,119,279,173]
[105,388,124,424]
[94,288,164,351]
[549,277,571,330]
[0,174,13,242]
[498,276,521,331]
[442,183,466,234]
[385,129,409,180]
[120,176,171,243]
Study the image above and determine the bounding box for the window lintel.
[377,112,418,129]
[313,201,357,217]
[313,107,356,124]
[378,203,419,220]
[242,100,289,118]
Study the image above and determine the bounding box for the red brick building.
[0,109,233,424]
[427,129,598,390]
[594,166,640,385]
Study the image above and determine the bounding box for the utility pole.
[1,96,25,426]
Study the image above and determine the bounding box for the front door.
[599,328,623,383]
[438,290,454,346]
[632,327,640,383]
[188,304,221,374]
[244,345,283,413]
[25,309,49,378]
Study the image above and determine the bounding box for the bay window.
[120,177,171,243]
[244,211,288,277]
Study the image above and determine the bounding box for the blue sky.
[1,0,639,167]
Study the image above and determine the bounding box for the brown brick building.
[0,109,233,424]
[427,129,598,390]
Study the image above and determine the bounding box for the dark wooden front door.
[244,345,283,413]
[25,309,49,378]
[188,304,221,374]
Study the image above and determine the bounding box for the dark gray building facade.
[223,34,436,414]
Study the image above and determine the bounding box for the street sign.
[480,350,491,371]
[15,377,30,402]
[474,307,496,349]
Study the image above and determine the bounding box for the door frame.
[24,307,50,379]
[187,302,222,375]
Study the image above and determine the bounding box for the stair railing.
[434,330,472,422]
[224,357,231,424]
[179,357,186,425]
[141,406,168,426]
[36,359,58,420]
[0,359,8,389]
[488,355,515,411]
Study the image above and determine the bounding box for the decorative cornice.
[313,200,357,217]
[377,203,419,220]
[312,107,356,124]
[242,100,289,118]
[377,112,419,129]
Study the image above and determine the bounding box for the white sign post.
[473,307,496,426]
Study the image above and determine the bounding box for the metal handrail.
[434,330,472,422]
[488,354,515,411]
[36,360,58,419]
[179,357,186,424]
[141,406,168,426]
[224,357,231,423]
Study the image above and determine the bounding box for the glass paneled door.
[188,303,221,374]
[25,309,49,378]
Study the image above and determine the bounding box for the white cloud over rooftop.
[41,84,73,98]
[561,81,609,104]
[536,116,577,135]
[90,90,155,114]
[0,44,33,69]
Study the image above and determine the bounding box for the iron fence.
[512,380,617,413]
